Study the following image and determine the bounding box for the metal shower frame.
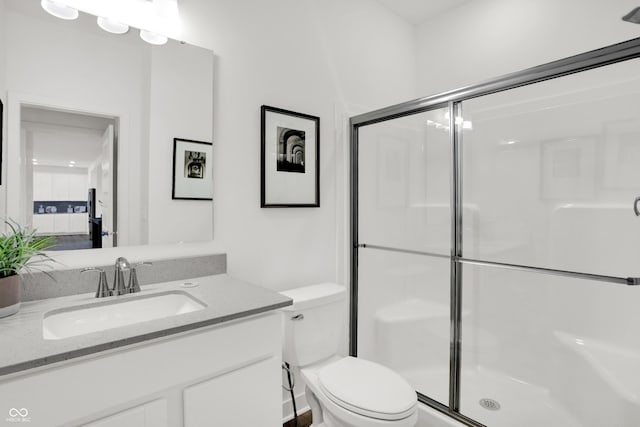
[349,36,640,427]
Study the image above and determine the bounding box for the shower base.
[407,367,581,427]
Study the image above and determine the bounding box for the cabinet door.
[32,215,54,234]
[183,356,281,427]
[69,174,88,200]
[69,214,89,234]
[53,214,70,234]
[82,399,168,427]
[51,173,70,200]
[33,172,52,201]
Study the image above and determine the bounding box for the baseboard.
[282,390,309,424]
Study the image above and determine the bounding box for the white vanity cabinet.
[83,400,168,427]
[0,312,282,427]
[32,213,89,235]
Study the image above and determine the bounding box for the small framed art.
[261,105,320,207]
[172,138,213,200]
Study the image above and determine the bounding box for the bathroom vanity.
[0,274,291,427]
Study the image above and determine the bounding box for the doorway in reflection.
[23,106,117,251]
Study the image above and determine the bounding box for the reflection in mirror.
[1,0,214,249]
[23,107,117,251]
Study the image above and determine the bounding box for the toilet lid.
[318,357,417,421]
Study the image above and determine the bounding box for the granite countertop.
[0,274,292,377]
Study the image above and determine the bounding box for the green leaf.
[0,219,57,279]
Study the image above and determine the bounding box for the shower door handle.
[634,196,640,217]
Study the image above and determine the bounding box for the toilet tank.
[280,283,347,367]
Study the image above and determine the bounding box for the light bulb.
[41,0,78,20]
[97,17,129,35]
[140,30,168,45]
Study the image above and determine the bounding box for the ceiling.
[376,0,471,25]
[22,107,115,132]
[22,107,115,168]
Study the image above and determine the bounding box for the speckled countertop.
[0,274,292,377]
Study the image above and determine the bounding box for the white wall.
[305,0,418,112]
[174,0,418,290]
[416,0,640,96]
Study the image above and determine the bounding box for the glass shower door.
[458,58,640,426]
[355,107,452,405]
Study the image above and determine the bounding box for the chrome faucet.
[84,258,153,298]
[81,267,111,298]
[112,257,131,296]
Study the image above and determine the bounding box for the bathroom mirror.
[0,0,214,249]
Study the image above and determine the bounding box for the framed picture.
[172,138,213,200]
[261,105,320,207]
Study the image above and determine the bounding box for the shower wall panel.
[461,59,640,278]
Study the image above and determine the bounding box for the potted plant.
[0,221,55,318]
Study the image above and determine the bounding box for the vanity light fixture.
[41,0,174,46]
[140,30,168,45]
[41,0,79,20]
[97,16,130,35]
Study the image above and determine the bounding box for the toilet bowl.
[280,284,418,427]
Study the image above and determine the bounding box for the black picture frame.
[172,138,213,200]
[260,105,320,208]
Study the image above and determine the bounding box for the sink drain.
[479,398,501,411]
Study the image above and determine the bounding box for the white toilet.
[281,283,418,427]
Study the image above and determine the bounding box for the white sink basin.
[43,291,207,340]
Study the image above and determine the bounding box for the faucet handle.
[114,257,131,270]
[127,262,153,294]
[81,267,111,298]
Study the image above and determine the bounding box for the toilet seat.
[317,357,417,421]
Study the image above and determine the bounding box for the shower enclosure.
[350,37,640,427]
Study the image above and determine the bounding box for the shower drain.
[479,398,501,411]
